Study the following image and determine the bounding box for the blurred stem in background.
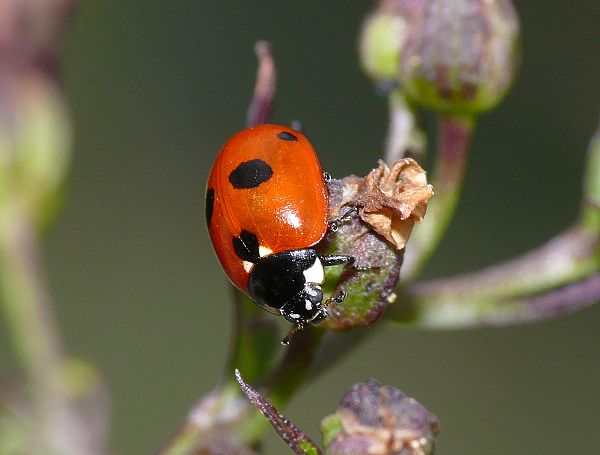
[391,119,600,327]
[0,2,107,454]
[402,114,474,279]
[0,198,73,454]
[383,88,425,164]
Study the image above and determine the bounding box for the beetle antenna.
[281,324,305,345]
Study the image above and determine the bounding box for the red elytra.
[205,124,353,342]
[206,124,329,291]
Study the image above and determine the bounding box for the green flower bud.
[320,160,432,330]
[398,0,520,115]
[359,3,405,83]
[0,73,72,229]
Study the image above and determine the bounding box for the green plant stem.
[391,118,600,327]
[260,327,325,409]
[582,118,600,231]
[310,328,373,380]
[402,114,475,280]
[155,329,325,454]
[224,289,280,385]
[384,89,425,164]
[0,201,88,455]
[234,326,326,443]
[391,224,599,327]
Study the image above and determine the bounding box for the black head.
[247,248,326,324]
[279,282,327,325]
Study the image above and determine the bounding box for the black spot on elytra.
[229,159,273,189]
[277,131,298,141]
[232,230,260,263]
[205,188,215,227]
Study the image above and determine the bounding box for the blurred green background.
[1,1,599,453]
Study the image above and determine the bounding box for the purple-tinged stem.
[235,370,322,455]
[246,41,277,127]
[393,224,599,328]
[384,89,426,164]
[391,119,600,328]
[409,225,598,305]
[402,114,474,280]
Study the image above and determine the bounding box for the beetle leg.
[319,254,355,267]
[328,206,358,232]
[320,253,377,271]
[325,289,346,304]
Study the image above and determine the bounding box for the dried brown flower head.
[335,159,433,250]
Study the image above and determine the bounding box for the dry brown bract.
[348,159,433,250]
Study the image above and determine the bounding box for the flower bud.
[0,72,72,228]
[358,0,421,84]
[398,0,520,115]
[322,379,439,455]
[320,159,432,330]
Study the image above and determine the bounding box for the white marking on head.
[243,261,253,273]
[305,300,313,311]
[258,245,273,258]
[290,313,300,319]
[303,257,324,284]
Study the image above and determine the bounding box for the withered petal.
[350,159,433,250]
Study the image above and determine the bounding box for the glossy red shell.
[206,124,329,292]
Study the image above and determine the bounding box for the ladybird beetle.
[205,124,353,342]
